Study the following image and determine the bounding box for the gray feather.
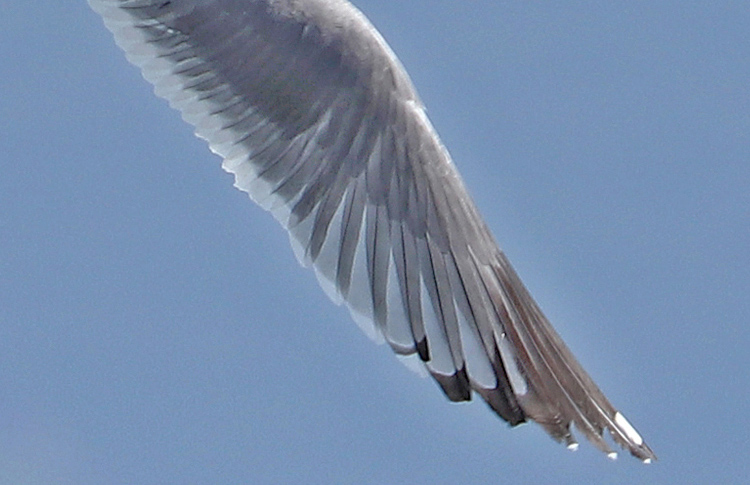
[89,0,655,462]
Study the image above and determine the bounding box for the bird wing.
[88,0,655,462]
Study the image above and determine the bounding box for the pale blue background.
[2,1,749,483]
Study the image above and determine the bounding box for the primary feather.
[88,0,655,462]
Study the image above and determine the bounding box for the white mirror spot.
[614,411,644,446]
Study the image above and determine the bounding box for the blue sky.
[2,1,749,483]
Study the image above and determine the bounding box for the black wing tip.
[431,368,471,402]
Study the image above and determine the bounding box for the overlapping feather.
[88,0,655,462]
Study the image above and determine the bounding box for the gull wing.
[88,0,655,462]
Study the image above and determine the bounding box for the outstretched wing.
[88,0,654,462]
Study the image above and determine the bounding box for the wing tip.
[611,411,658,463]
